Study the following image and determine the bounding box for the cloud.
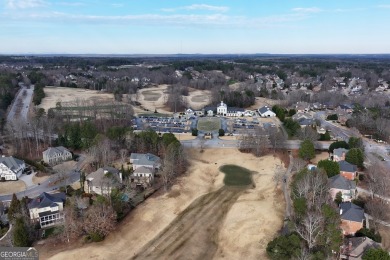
[162,4,229,13]
[5,11,310,29]
[57,2,85,7]
[377,4,390,8]
[5,0,47,9]
[292,7,322,13]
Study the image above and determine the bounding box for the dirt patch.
[174,133,196,141]
[44,149,284,260]
[0,181,26,195]
[378,225,390,251]
[39,87,114,111]
[312,151,330,164]
[219,136,237,141]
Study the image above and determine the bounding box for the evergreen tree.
[13,217,31,247]
[362,248,390,260]
[8,193,20,222]
[299,140,315,161]
[317,160,340,177]
[345,148,364,168]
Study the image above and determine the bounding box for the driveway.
[18,172,36,188]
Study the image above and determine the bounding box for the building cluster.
[185,101,276,118]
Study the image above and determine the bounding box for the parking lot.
[134,116,191,133]
[227,117,277,134]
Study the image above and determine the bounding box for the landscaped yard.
[142,90,162,102]
[197,117,221,131]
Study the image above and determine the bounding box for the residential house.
[340,237,381,260]
[329,174,356,202]
[295,102,310,113]
[297,118,315,128]
[86,166,122,195]
[333,148,349,162]
[258,106,276,117]
[203,106,215,117]
[0,156,26,181]
[340,202,365,235]
[28,192,66,228]
[317,127,327,135]
[42,146,72,165]
[292,112,312,121]
[130,153,161,186]
[338,161,358,180]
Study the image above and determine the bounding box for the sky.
[1,0,390,54]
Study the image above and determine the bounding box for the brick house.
[338,161,358,180]
[328,174,356,202]
[340,202,365,236]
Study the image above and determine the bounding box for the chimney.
[340,208,343,215]
[119,172,123,183]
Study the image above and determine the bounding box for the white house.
[28,192,66,228]
[42,146,72,165]
[258,106,276,117]
[217,101,228,116]
[86,166,122,195]
[0,156,25,181]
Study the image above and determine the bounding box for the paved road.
[6,84,34,123]
[357,187,390,203]
[0,155,85,201]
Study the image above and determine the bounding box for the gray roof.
[338,160,357,172]
[87,166,121,187]
[134,166,154,175]
[334,148,349,158]
[28,192,66,209]
[342,237,380,258]
[258,106,273,114]
[227,107,245,112]
[298,118,314,126]
[130,153,160,166]
[329,174,356,190]
[43,146,71,157]
[340,202,364,222]
[0,156,24,173]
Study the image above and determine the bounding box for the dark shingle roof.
[329,174,356,190]
[28,192,66,209]
[258,106,272,114]
[338,161,357,172]
[0,156,24,173]
[340,202,364,222]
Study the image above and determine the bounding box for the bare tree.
[272,164,285,187]
[295,211,324,250]
[119,149,128,165]
[291,158,307,172]
[297,127,319,142]
[268,127,286,153]
[83,204,116,238]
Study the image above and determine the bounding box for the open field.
[197,117,221,131]
[0,180,26,195]
[174,133,196,141]
[219,135,237,140]
[38,87,114,111]
[132,85,211,115]
[43,149,285,260]
[186,88,211,109]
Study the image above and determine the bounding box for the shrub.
[191,128,198,136]
[327,114,338,120]
[218,129,225,136]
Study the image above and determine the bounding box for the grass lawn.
[142,90,162,101]
[197,117,221,131]
[219,164,253,186]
